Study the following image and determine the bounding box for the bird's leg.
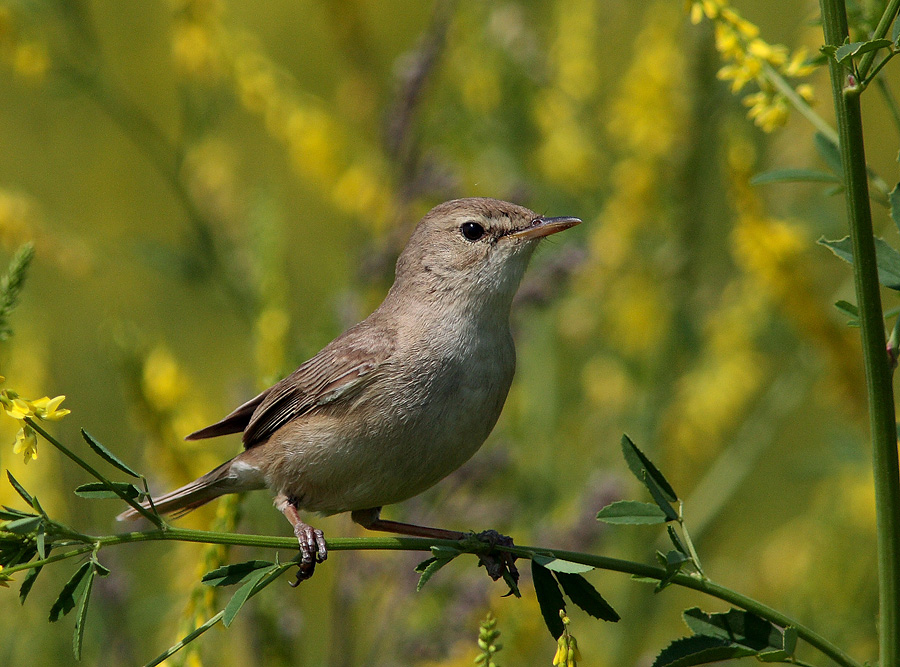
[276,494,327,586]
[350,508,519,587]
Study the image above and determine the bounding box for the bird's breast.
[266,315,517,513]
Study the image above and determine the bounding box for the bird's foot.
[289,522,328,587]
[474,529,520,596]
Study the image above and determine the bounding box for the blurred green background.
[0,0,895,664]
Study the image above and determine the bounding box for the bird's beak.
[505,215,582,241]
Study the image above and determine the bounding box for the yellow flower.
[30,395,70,421]
[692,0,816,131]
[13,425,37,463]
[4,397,32,420]
[0,565,11,588]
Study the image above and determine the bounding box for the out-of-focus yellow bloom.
[12,425,37,464]
[171,22,224,80]
[332,162,393,230]
[4,397,32,420]
[727,138,865,415]
[562,2,685,376]
[254,306,289,382]
[532,0,602,190]
[0,191,36,250]
[688,0,816,131]
[0,564,11,587]
[142,345,189,413]
[581,355,635,414]
[12,41,49,81]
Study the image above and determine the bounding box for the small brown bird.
[119,197,580,582]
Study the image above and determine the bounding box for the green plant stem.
[2,528,860,667]
[25,418,164,527]
[820,2,900,666]
[858,0,900,80]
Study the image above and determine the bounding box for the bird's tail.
[116,457,266,522]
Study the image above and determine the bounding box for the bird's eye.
[460,221,485,241]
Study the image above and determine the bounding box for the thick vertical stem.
[819,2,900,665]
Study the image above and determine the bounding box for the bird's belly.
[264,355,512,514]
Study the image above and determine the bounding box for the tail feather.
[117,457,265,522]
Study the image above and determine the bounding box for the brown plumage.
[119,198,580,584]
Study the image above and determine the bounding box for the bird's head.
[391,197,581,309]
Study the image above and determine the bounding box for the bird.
[118,197,581,584]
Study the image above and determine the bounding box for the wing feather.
[184,389,269,441]
[241,325,394,448]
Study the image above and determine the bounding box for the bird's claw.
[290,524,327,587]
[474,529,520,595]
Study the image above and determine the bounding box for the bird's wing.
[242,326,395,449]
[184,389,270,441]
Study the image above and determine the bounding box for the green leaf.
[202,560,275,587]
[0,506,36,520]
[531,554,594,574]
[4,516,42,534]
[621,435,678,502]
[652,635,756,667]
[531,561,565,639]
[656,550,691,592]
[597,500,670,525]
[81,429,141,479]
[223,567,272,627]
[891,183,900,235]
[814,132,843,177]
[683,607,783,650]
[556,571,619,622]
[74,481,142,500]
[820,236,900,290]
[750,168,839,185]
[415,553,456,591]
[644,472,679,521]
[834,300,859,317]
[0,242,35,341]
[893,15,900,44]
[6,471,34,509]
[72,564,97,660]
[35,529,46,559]
[835,38,894,63]
[91,558,110,578]
[19,565,41,605]
[49,561,92,623]
[667,525,688,555]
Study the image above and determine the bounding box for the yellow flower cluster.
[0,5,50,82]
[688,0,816,131]
[167,0,394,230]
[0,563,9,587]
[533,0,601,189]
[552,612,581,667]
[563,2,685,352]
[663,281,769,465]
[169,0,227,82]
[727,142,864,414]
[0,377,70,464]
